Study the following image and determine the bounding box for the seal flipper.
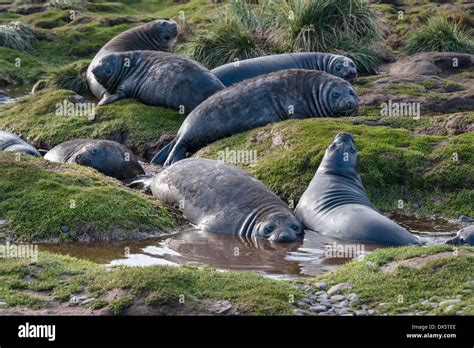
[151,138,176,165]
[163,140,187,166]
[98,91,126,106]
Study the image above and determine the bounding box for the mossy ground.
[0,251,301,315]
[315,245,474,315]
[197,118,473,218]
[0,153,179,242]
[0,1,473,315]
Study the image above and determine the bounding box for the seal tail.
[151,139,176,165]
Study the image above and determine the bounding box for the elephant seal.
[86,19,179,99]
[0,130,41,157]
[44,139,144,180]
[152,69,358,166]
[212,53,358,87]
[151,158,304,243]
[295,132,421,246]
[92,51,225,111]
[445,225,474,246]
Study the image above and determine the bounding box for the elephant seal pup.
[87,19,179,99]
[0,130,41,157]
[212,53,358,87]
[445,225,474,246]
[151,158,304,243]
[295,132,421,246]
[152,69,358,166]
[44,139,144,180]
[92,51,225,111]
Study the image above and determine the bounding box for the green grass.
[0,89,185,157]
[0,153,178,242]
[0,21,35,52]
[318,245,474,315]
[404,16,474,55]
[196,118,474,218]
[0,251,302,315]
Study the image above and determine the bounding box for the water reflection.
[42,215,461,278]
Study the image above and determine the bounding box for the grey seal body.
[92,51,225,112]
[152,69,358,166]
[151,158,304,243]
[87,19,179,99]
[445,225,474,246]
[44,139,144,180]
[0,130,40,157]
[212,53,358,87]
[295,132,421,246]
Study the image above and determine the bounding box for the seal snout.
[269,228,298,243]
[335,132,354,143]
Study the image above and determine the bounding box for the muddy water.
[0,84,32,105]
[42,215,461,279]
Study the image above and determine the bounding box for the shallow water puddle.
[42,214,460,279]
[0,84,32,105]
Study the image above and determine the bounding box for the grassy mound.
[0,251,301,315]
[316,245,474,315]
[404,16,474,55]
[0,21,35,52]
[0,89,185,159]
[0,153,179,242]
[196,118,473,218]
[189,0,384,73]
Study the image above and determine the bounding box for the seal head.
[328,56,358,83]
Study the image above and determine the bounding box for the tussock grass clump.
[404,17,474,55]
[49,60,90,95]
[287,0,383,73]
[190,0,384,73]
[0,22,35,52]
[190,2,290,69]
[47,0,85,10]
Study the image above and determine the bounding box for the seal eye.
[164,35,171,40]
[335,65,342,71]
[290,224,299,231]
[332,92,339,99]
[105,68,112,75]
[350,146,356,153]
[349,90,355,96]
[264,225,275,235]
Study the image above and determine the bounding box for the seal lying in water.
[44,139,144,180]
[0,130,41,157]
[295,132,421,246]
[212,53,358,87]
[152,69,358,166]
[151,158,304,243]
[445,225,474,246]
[92,51,225,111]
[86,19,179,99]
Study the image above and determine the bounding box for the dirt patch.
[414,113,474,136]
[381,250,474,274]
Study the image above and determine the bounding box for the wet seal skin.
[0,130,41,157]
[212,52,358,87]
[152,69,358,166]
[86,19,179,99]
[150,158,304,243]
[44,139,144,180]
[445,225,474,246]
[92,51,225,111]
[295,132,421,246]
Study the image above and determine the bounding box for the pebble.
[60,224,70,233]
[430,303,438,308]
[398,312,415,316]
[439,299,461,307]
[327,283,352,296]
[310,305,328,313]
[330,295,345,301]
[318,300,331,307]
[80,298,93,306]
[0,219,7,226]
[416,311,428,315]
[336,300,349,308]
[350,299,361,306]
[378,302,392,308]
[368,309,375,315]
[0,301,7,306]
[297,301,310,308]
[314,290,326,296]
[444,305,455,313]
[338,308,351,314]
[355,310,369,316]
[315,281,327,290]
[346,293,358,301]
[293,309,311,316]
[301,297,313,305]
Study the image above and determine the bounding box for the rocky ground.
[0,0,473,315]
